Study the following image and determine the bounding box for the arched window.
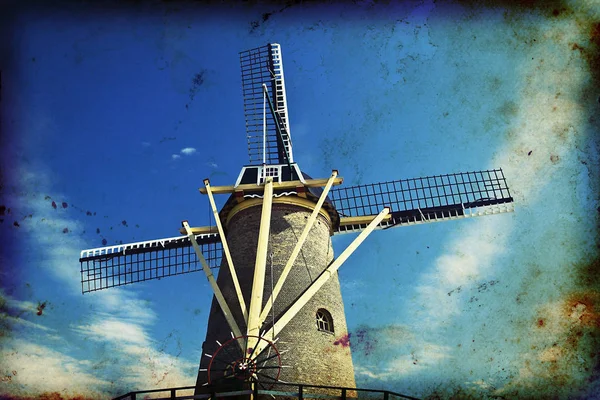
[316,309,334,334]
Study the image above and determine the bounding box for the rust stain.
[0,393,96,400]
[563,291,599,328]
[590,22,600,46]
[36,301,47,316]
[571,42,584,52]
[575,257,600,289]
[537,318,545,327]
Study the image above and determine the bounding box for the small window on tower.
[316,309,334,334]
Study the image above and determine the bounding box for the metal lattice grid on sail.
[80,235,223,293]
[330,169,513,232]
[240,43,293,165]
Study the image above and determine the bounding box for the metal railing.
[112,382,420,400]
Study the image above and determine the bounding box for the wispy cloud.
[74,319,150,345]
[2,165,198,397]
[412,216,510,327]
[172,154,181,160]
[1,338,109,398]
[351,10,597,397]
[410,11,587,330]
[180,147,196,155]
[0,290,57,333]
[352,324,453,382]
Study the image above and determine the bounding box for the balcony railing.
[112,381,420,400]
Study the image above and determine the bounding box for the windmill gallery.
[78,44,515,399]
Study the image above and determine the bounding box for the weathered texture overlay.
[0,1,598,399]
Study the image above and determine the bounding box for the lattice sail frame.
[330,168,514,234]
[240,43,293,165]
[80,233,222,293]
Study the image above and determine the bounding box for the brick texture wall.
[195,199,356,392]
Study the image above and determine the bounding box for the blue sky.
[1,1,599,399]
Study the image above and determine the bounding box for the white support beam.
[198,177,343,195]
[250,207,390,360]
[258,170,338,326]
[177,225,218,235]
[204,179,248,324]
[182,221,244,351]
[246,178,274,350]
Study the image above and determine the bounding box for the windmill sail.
[330,168,514,234]
[79,234,222,293]
[240,43,293,165]
[79,169,513,292]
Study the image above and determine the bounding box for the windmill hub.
[206,335,282,387]
[231,358,256,379]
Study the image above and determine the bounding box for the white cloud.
[0,290,57,333]
[3,294,38,315]
[412,216,510,327]
[180,147,196,155]
[6,314,56,332]
[142,141,151,147]
[2,166,198,397]
[410,13,587,330]
[350,13,598,398]
[71,317,197,391]
[73,318,150,345]
[172,154,181,160]
[352,324,453,382]
[97,289,158,325]
[0,338,109,398]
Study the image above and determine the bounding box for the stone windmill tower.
[79,43,515,397]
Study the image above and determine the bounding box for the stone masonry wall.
[195,198,356,392]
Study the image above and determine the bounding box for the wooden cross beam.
[181,221,244,351]
[204,179,248,325]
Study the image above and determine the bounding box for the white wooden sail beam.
[204,179,248,324]
[177,225,218,236]
[181,221,244,351]
[258,170,338,326]
[249,207,390,360]
[269,43,293,163]
[246,178,274,350]
[198,177,343,195]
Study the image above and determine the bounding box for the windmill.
[79,43,515,397]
